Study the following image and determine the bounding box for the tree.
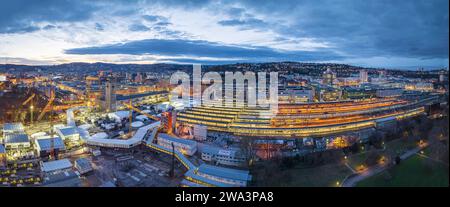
[369,131,384,149]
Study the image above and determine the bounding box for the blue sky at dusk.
[0,0,448,69]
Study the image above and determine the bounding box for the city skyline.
[0,0,448,69]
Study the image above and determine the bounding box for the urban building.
[34,136,65,157]
[55,126,80,142]
[376,88,403,97]
[200,145,246,167]
[360,70,369,83]
[74,158,93,174]
[40,158,73,175]
[3,133,30,149]
[104,79,117,112]
[43,170,82,187]
[157,133,197,156]
[322,67,336,86]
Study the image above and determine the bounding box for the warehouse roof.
[41,159,72,173]
[35,137,65,151]
[2,123,24,132]
[57,126,79,137]
[4,133,29,144]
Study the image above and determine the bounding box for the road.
[342,144,426,187]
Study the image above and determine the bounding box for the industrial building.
[55,126,80,142]
[157,133,197,156]
[40,158,73,175]
[34,136,65,157]
[3,133,30,149]
[43,170,82,187]
[74,158,93,175]
[2,123,25,134]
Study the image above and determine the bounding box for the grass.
[385,138,417,155]
[347,152,369,170]
[252,162,353,187]
[356,154,449,187]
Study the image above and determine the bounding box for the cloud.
[231,0,449,59]
[95,23,104,31]
[128,23,151,32]
[218,17,267,29]
[0,0,99,34]
[65,38,343,63]
[0,0,447,68]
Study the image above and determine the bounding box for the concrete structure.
[86,121,160,148]
[74,158,93,174]
[104,79,117,112]
[157,133,197,156]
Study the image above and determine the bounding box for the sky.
[0,0,448,69]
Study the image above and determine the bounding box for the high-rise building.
[104,79,116,112]
[360,70,368,83]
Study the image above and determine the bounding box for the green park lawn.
[356,155,449,187]
[252,162,353,187]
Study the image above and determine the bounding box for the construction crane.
[14,93,36,122]
[37,85,55,121]
[49,95,57,160]
[123,101,160,121]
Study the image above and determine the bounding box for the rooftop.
[197,164,252,182]
[57,126,79,137]
[158,133,197,146]
[35,137,65,151]
[4,133,29,144]
[2,123,24,132]
[43,170,81,187]
[0,144,5,153]
[41,159,72,173]
[75,158,92,170]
